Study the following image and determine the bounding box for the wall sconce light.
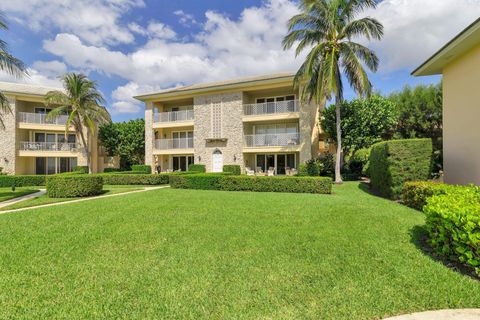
[198,156,201,162]
[3,158,8,163]
[233,155,237,162]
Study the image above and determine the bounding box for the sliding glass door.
[35,157,77,175]
[255,154,297,175]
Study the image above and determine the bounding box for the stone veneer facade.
[0,98,17,174]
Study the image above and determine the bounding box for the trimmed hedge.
[131,165,151,173]
[424,187,480,275]
[96,173,170,185]
[369,139,432,199]
[223,165,241,175]
[188,164,206,173]
[103,168,124,173]
[402,181,453,211]
[73,166,89,174]
[46,175,103,198]
[170,174,332,194]
[0,175,46,187]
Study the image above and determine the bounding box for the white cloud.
[0,0,145,46]
[129,21,177,40]
[31,60,67,78]
[174,10,198,26]
[110,82,160,114]
[365,0,480,72]
[0,68,63,88]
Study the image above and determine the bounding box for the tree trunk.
[335,95,343,184]
[78,129,91,174]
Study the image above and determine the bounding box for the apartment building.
[136,73,321,174]
[0,82,108,175]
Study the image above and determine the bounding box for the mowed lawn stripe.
[0,182,478,319]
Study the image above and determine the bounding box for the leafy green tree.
[0,12,26,128]
[283,0,383,183]
[321,95,398,158]
[45,73,111,173]
[99,119,145,169]
[388,83,443,174]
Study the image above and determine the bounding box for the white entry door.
[212,149,223,172]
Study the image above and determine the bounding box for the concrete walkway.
[0,189,46,209]
[384,309,480,320]
[0,186,169,215]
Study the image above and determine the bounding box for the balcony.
[19,142,80,154]
[18,112,69,126]
[244,133,300,148]
[243,100,299,122]
[154,138,194,154]
[153,109,194,128]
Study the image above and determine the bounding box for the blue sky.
[1,0,479,122]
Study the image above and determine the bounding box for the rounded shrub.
[223,165,241,175]
[46,175,103,198]
[131,165,151,173]
[73,166,89,174]
[188,164,206,173]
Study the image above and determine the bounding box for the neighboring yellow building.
[413,18,480,185]
[136,73,323,174]
[0,82,110,175]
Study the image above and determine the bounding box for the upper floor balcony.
[243,100,299,122]
[154,137,194,155]
[17,112,71,130]
[153,109,194,128]
[244,133,300,148]
[18,141,81,156]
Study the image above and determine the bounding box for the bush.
[402,181,453,211]
[223,165,241,175]
[348,148,371,176]
[369,139,432,199]
[131,165,151,173]
[97,173,170,185]
[103,168,124,173]
[0,175,46,187]
[46,175,103,198]
[318,153,335,176]
[188,164,206,173]
[170,174,332,194]
[73,166,89,174]
[298,159,321,176]
[424,187,480,275]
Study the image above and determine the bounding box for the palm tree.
[45,73,111,173]
[0,12,27,128]
[283,0,383,183]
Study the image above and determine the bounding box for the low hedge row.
[170,174,332,194]
[188,164,206,173]
[46,175,103,198]
[95,173,171,185]
[424,187,480,275]
[0,175,46,187]
[369,138,432,199]
[402,181,456,211]
[223,165,241,175]
[131,165,152,173]
[73,166,89,174]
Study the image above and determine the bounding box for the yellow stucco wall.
[443,43,480,185]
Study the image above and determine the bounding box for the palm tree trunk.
[78,129,91,174]
[335,95,343,184]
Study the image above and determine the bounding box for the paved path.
[384,309,480,320]
[0,189,46,209]
[0,186,169,215]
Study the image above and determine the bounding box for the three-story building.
[0,82,108,175]
[136,73,322,174]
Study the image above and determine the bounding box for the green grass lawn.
[0,187,39,202]
[0,182,478,319]
[0,185,143,211]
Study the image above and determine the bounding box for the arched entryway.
[212,149,223,172]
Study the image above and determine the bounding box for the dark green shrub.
[424,187,480,275]
[73,166,89,174]
[0,175,46,187]
[402,181,453,211]
[369,139,432,199]
[318,153,335,176]
[188,164,206,173]
[131,165,151,173]
[170,174,332,194]
[348,148,371,175]
[46,175,103,198]
[223,165,241,175]
[103,168,124,173]
[96,173,170,185]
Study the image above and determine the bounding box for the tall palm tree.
[0,12,27,128]
[283,0,383,183]
[46,73,111,173]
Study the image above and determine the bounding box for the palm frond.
[0,52,26,78]
[0,91,11,129]
[343,41,379,72]
[340,43,372,97]
[341,17,384,41]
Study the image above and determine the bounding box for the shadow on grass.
[356,181,390,200]
[410,225,479,280]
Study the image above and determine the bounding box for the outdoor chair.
[246,167,255,176]
[267,167,275,176]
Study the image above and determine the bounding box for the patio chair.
[285,167,291,176]
[291,168,298,176]
[267,167,275,176]
[255,167,264,176]
[246,167,255,176]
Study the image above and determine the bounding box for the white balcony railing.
[19,142,80,152]
[154,109,194,123]
[155,138,194,150]
[18,112,69,125]
[244,133,300,147]
[243,100,298,116]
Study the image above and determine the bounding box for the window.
[255,95,297,113]
[211,101,222,138]
[255,154,297,175]
[35,157,78,175]
[172,155,194,171]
